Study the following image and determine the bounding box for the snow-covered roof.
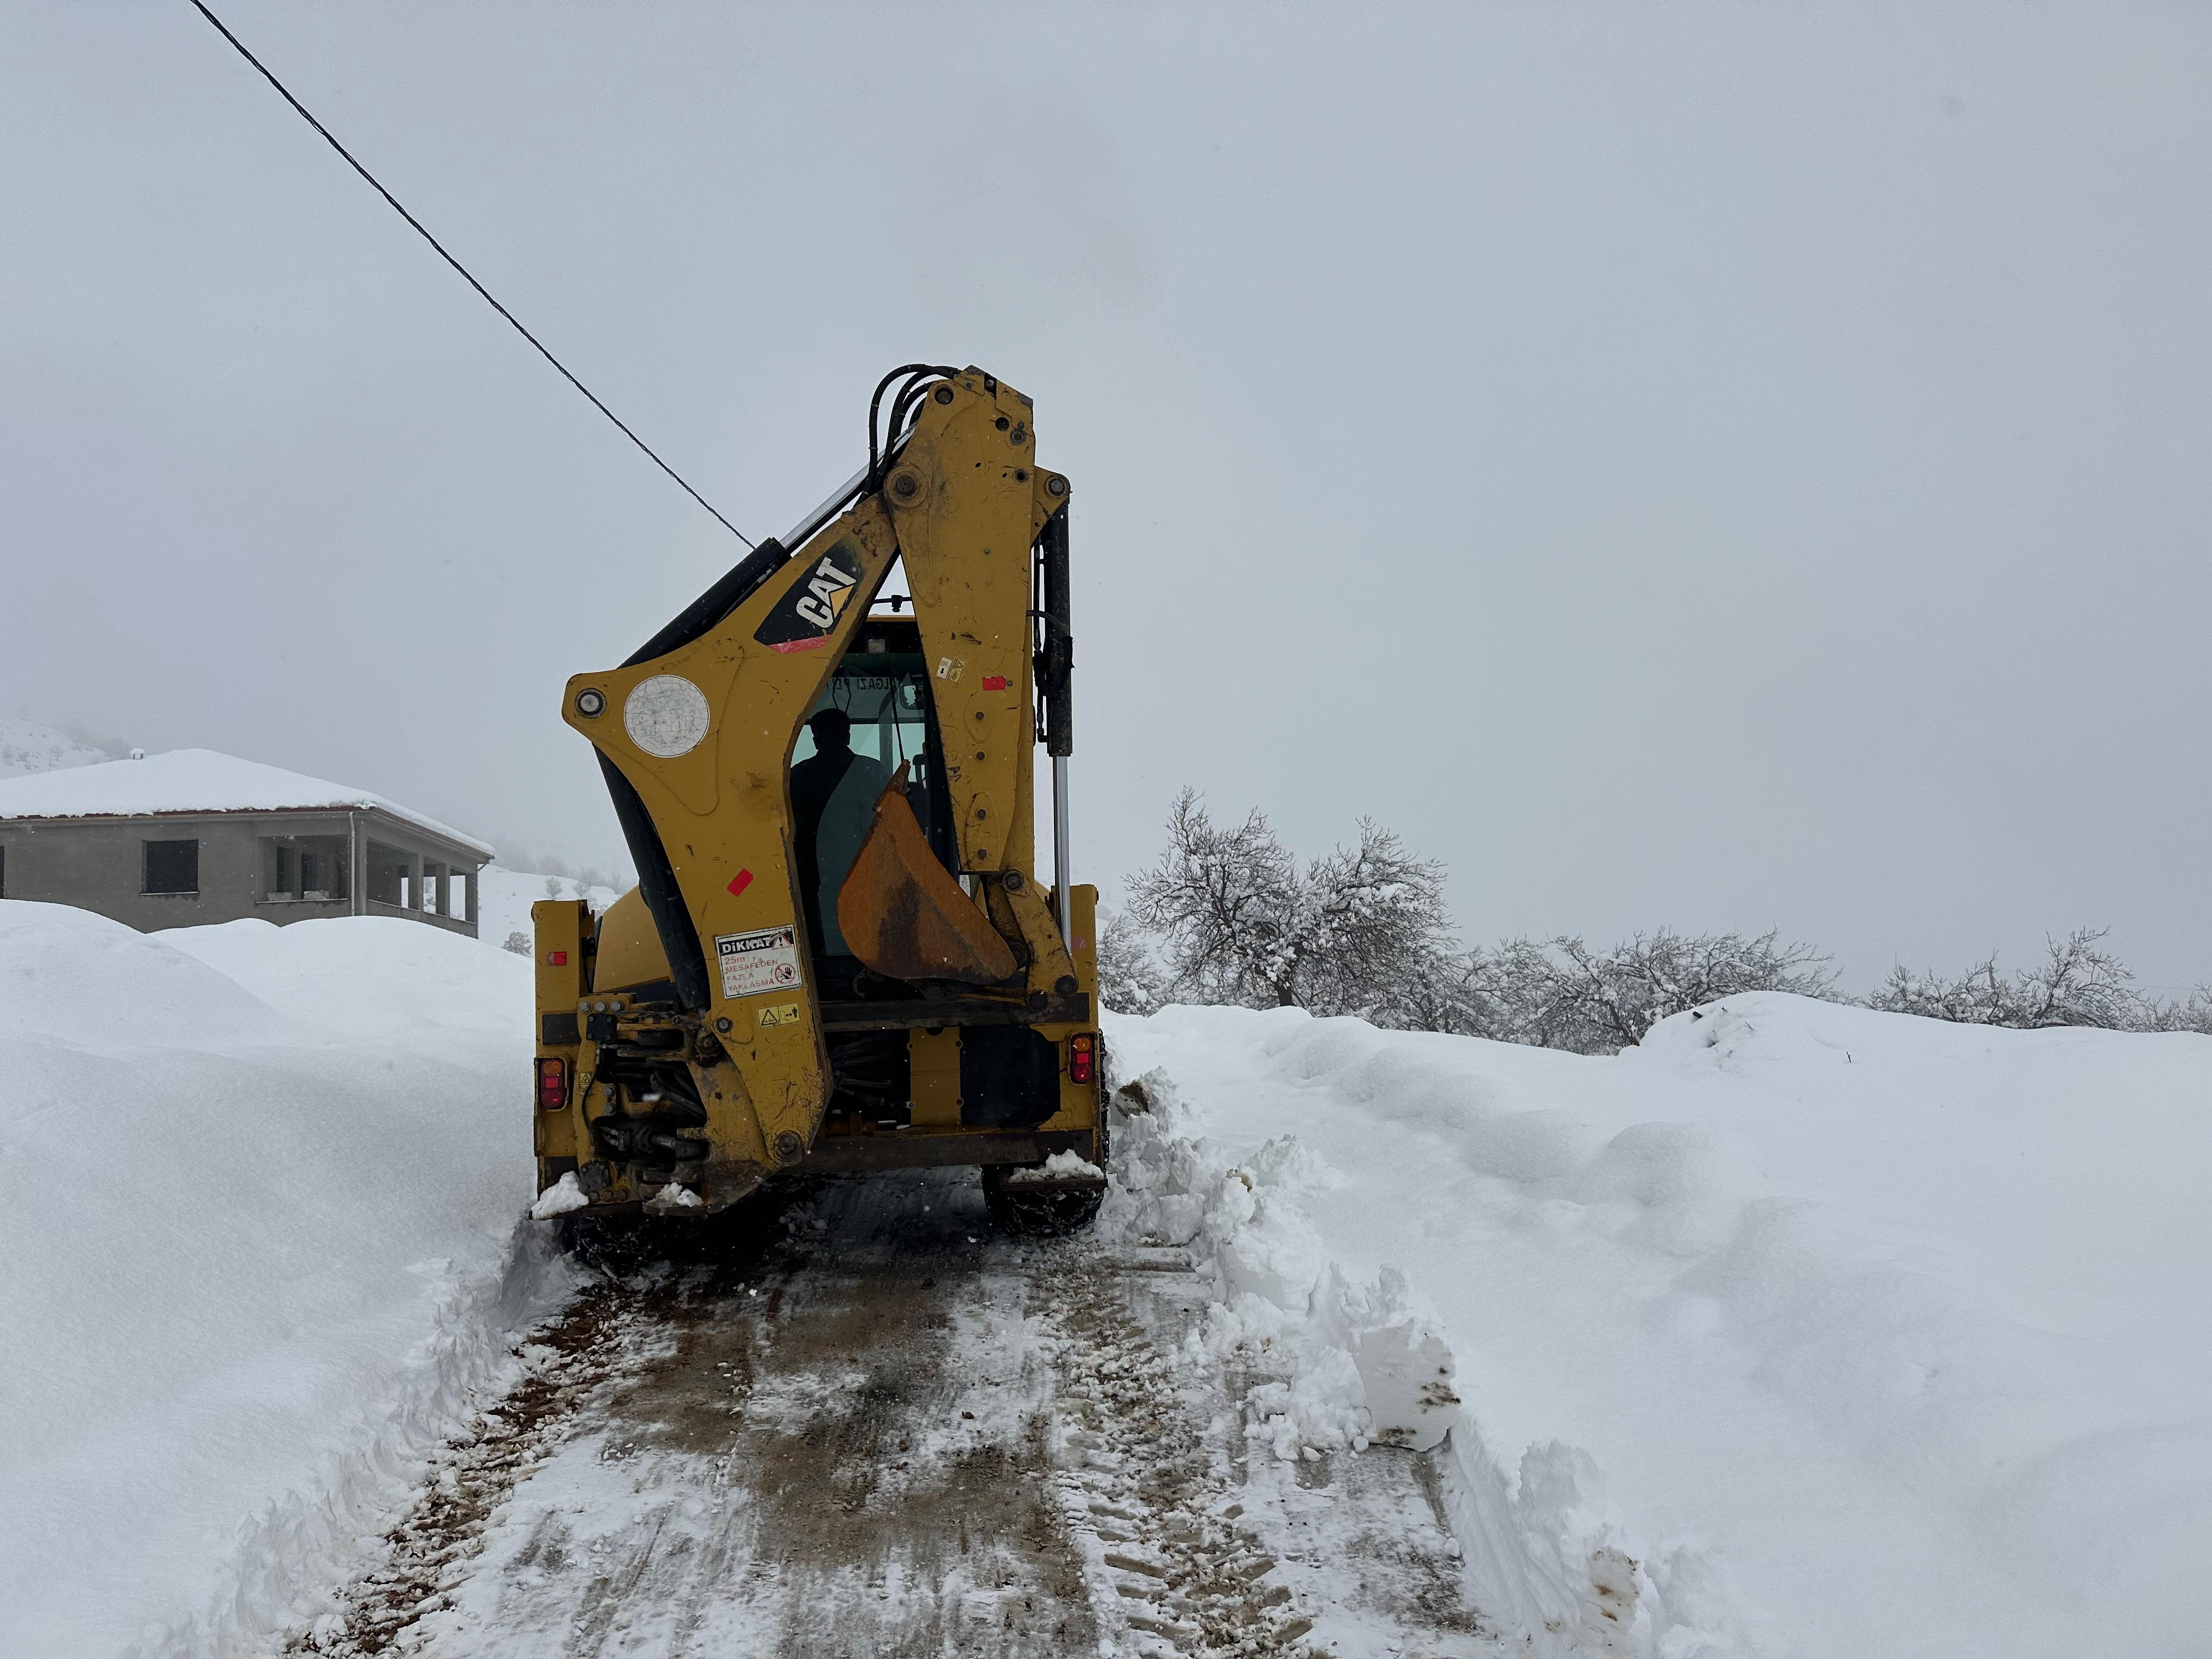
[0,748,495,857]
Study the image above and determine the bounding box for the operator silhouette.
[789,707,890,956]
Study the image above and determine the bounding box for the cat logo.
[755,540,865,653]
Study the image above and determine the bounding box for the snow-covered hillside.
[0,901,566,1659]
[475,866,625,951]
[0,713,113,777]
[1105,998,2212,1658]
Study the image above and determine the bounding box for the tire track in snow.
[1039,1249,1317,1655]
[289,1288,673,1656]
[289,1170,1492,1657]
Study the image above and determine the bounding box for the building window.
[144,838,200,896]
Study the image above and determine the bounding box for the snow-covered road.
[300,1170,1483,1659]
[19,901,2200,1657]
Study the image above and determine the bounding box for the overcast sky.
[3,2,2206,989]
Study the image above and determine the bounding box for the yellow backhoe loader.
[529,365,1104,1234]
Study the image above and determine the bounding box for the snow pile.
[1002,1148,1106,1184]
[0,901,570,1659]
[1104,997,2212,1658]
[0,712,114,778]
[1101,1062,1654,1650]
[1101,1071,1459,1458]
[0,746,493,854]
[529,1169,591,1219]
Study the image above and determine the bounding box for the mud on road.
[299,1171,1488,1658]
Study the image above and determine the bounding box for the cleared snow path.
[297,1171,1483,1658]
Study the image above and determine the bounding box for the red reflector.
[1068,1034,1096,1085]
[535,1057,568,1110]
[545,950,568,967]
[727,868,754,898]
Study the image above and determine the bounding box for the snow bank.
[1104,997,2212,1658]
[0,747,492,855]
[0,901,572,1658]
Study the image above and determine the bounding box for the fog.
[4,2,2206,988]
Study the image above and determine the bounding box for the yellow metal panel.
[909,1026,963,1127]
[533,899,587,1007]
[531,900,589,1166]
[590,887,668,992]
[1036,883,1102,1133]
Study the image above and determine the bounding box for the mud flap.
[960,1025,1060,1128]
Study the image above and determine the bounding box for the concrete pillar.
[348,814,365,916]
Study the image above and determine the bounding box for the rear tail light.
[535,1057,569,1111]
[1068,1033,1096,1085]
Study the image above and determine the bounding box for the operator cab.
[788,613,959,993]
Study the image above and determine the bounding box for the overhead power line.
[183,0,754,549]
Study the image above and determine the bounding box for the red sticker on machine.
[981,675,1009,691]
[727,869,754,898]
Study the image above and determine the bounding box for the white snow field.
[1105,998,2212,1658]
[8,887,2205,1659]
[0,901,566,1659]
[473,868,624,953]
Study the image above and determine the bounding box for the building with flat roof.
[0,748,492,936]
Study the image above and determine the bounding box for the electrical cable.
[182,0,754,549]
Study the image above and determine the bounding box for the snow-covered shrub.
[1867,926,2182,1031]
[1475,929,1838,1054]
[1095,908,1170,1014]
[502,930,532,957]
[2135,988,2212,1035]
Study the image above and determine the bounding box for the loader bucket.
[837,762,1017,985]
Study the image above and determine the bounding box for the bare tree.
[1126,789,1459,1018]
[1869,927,2142,1030]
[1378,947,1499,1037]
[1114,792,2208,1051]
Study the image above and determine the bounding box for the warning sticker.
[758,1001,803,1028]
[714,926,804,1000]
